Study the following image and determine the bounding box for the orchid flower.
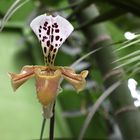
[9,14,88,118]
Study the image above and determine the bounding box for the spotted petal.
[30,14,74,65]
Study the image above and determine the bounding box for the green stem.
[49,103,55,140]
[40,118,46,140]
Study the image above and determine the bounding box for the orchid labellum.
[9,14,88,118]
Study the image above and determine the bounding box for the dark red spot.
[39,34,41,38]
[54,25,58,28]
[43,27,47,30]
[47,28,50,35]
[48,53,51,63]
[48,58,51,63]
[52,54,55,59]
[54,23,57,25]
[54,23,58,28]
[51,28,54,34]
[60,38,63,41]
[55,29,59,33]
[55,36,60,41]
[50,45,54,51]
[51,35,54,42]
[55,44,58,47]
[39,29,41,33]
[44,47,47,54]
[43,36,47,40]
[53,48,57,53]
[40,26,42,29]
[47,40,50,46]
[44,21,48,26]
[48,53,51,59]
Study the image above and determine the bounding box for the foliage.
[0,0,140,140]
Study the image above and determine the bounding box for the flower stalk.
[49,103,55,140]
[40,118,46,140]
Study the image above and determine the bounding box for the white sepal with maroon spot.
[30,14,74,65]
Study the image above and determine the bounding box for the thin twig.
[70,47,101,69]
[78,81,121,140]
[0,0,30,31]
[70,39,126,69]
[40,118,46,140]
[49,103,56,140]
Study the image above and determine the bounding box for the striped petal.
[61,67,88,92]
[8,66,35,91]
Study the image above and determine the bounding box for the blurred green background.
[1,0,140,140]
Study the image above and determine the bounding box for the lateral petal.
[61,67,88,92]
[8,66,35,91]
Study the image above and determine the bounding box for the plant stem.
[40,118,46,140]
[49,103,55,140]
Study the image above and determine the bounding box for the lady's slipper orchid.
[9,14,88,118]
